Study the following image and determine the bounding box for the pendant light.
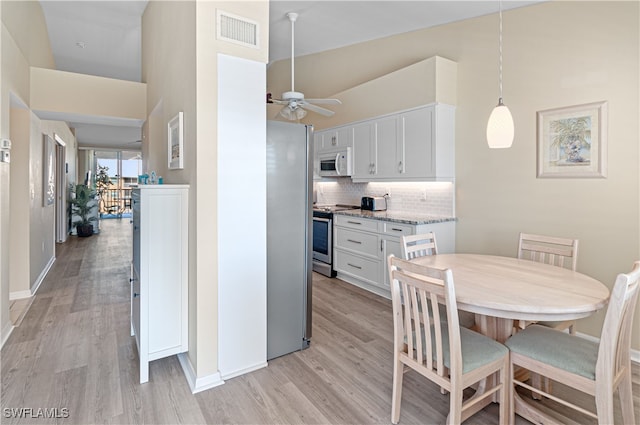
[486,0,514,148]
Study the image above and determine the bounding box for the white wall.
[217,53,267,379]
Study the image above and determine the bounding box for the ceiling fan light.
[486,101,514,149]
[279,106,307,121]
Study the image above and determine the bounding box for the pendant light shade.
[487,99,514,148]
[487,1,514,149]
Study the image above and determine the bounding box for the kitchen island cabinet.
[130,184,189,383]
[333,211,455,298]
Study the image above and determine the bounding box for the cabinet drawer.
[334,251,379,283]
[335,215,378,231]
[382,222,414,236]
[335,228,379,257]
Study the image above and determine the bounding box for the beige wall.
[268,1,640,349]
[8,107,30,295]
[30,67,146,122]
[1,1,77,342]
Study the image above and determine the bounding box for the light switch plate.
[0,150,9,163]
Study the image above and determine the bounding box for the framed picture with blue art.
[537,101,607,178]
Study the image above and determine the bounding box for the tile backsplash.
[314,180,455,217]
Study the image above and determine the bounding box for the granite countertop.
[334,209,457,225]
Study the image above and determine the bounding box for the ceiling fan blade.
[300,103,335,117]
[305,98,342,105]
[270,99,289,105]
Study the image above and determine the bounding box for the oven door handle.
[313,217,331,223]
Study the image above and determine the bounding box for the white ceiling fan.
[270,12,341,120]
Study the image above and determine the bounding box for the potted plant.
[69,183,98,237]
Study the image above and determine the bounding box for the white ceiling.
[38,0,542,149]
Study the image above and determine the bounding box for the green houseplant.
[69,183,98,237]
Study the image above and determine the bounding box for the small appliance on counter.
[361,196,387,211]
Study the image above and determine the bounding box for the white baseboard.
[576,331,640,364]
[220,361,268,381]
[1,322,14,348]
[10,256,55,300]
[177,352,225,394]
[9,290,32,300]
[31,256,55,296]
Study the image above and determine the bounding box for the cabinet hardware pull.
[129,278,137,283]
[381,240,383,251]
[133,292,140,298]
[391,228,403,232]
[347,263,362,270]
[347,239,362,244]
[129,220,133,224]
[398,161,403,173]
[347,221,362,225]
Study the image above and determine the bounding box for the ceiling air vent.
[217,10,259,49]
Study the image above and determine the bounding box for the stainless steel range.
[312,204,359,277]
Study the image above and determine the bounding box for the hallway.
[1,219,205,423]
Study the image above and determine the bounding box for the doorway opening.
[92,150,141,218]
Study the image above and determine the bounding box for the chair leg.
[499,357,509,425]
[618,369,636,425]
[446,386,463,425]
[391,356,404,424]
[595,385,615,425]
[508,359,516,425]
[530,372,543,400]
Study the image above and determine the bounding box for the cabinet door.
[320,127,353,149]
[353,122,376,178]
[375,116,399,178]
[401,107,434,178]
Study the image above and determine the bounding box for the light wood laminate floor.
[2,219,639,424]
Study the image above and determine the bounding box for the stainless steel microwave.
[318,146,352,177]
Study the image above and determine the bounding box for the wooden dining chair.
[505,261,639,425]
[401,233,439,259]
[387,255,509,424]
[401,234,475,330]
[517,232,579,334]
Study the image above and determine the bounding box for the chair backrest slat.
[402,233,438,260]
[518,232,579,271]
[388,255,458,379]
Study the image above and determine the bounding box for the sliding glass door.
[93,150,141,217]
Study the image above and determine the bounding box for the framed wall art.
[43,134,55,206]
[168,112,184,169]
[537,101,607,178]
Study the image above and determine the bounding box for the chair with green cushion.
[505,261,640,425]
[401,233,476,330]
[388,255,509,424]
[517,232,579,333]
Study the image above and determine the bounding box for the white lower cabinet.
[333,214,455,298]
[130,185,189,383]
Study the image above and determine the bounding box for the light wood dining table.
[409,253,610,423]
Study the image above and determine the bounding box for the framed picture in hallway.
[43,134,55,206]
[168,112,184,169]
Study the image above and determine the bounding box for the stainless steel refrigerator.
[266,120,313,360]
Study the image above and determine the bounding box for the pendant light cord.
[498,0,503,105]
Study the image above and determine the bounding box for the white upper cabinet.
[319,103,455,182]
[352,121,376,178]
[374,115,400,178]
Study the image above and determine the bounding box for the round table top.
[410,253,610,321]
